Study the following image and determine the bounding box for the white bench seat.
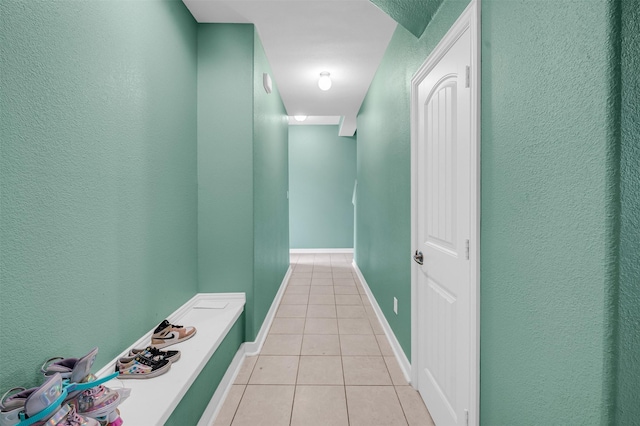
[95,293,245,426]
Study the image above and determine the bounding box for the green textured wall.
[197,24,289,341]
[0,0,198,388]
[481,1,617,423]
[252,32,290,340]
[356,0,469,363]
[369,0,445,38]
[289,126,356,249]
[197,24,256,336]
[165,314,244,426]
[616,0,640,422]
[359,0,624,423]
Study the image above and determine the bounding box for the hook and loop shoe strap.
[64,372,119,394]
[16,387,67,426]
[41,404,70,426]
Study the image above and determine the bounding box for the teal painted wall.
[0,0,198,388]
[481,1,617,423]
[2,7,288,420]
[370,0,444,38]
[289,126,356,249]
[616,0,640,422]
[197,24,256,338]
[197,24,289,341]
[360,0,624,423]
[252,32,290,340]
[165,314,244,426]
[357,0,469,363]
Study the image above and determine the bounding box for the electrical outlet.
[393,297,398,315]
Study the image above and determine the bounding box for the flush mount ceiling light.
[318,71,332,91]
[293,115,307,122]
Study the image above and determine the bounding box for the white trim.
[410,1,480,424]
[352,260,412,383]
[470,2,481,424]
[289,248,354,254]
[199,266,293,425]
[197,342,247,426]
[244,266,293,354]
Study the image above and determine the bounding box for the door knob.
[413,250,424,265]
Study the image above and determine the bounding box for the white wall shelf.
[95,293,245,426]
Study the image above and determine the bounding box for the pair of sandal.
[0,348,127,426]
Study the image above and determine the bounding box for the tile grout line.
[392,385,411,426]
[285,260,300,426]
[235,256,396,425]
[332,261,352,426]
[227,383,248,426]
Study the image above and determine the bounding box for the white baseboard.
[352,260,412,384]
[244,266,292,354]
[196,342,247,426]
[290,248,354,254]
[198,266,293,425]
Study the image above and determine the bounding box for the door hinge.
[465,66,470,88]
[465,409,469,426]
[465,239,470,260]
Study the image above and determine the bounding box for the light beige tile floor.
[213,253,435,426]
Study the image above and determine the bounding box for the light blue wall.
[0,0,198,387]
[289,125,356,249]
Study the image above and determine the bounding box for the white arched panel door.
[412,4,478,424]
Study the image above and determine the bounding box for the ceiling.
[182,0,397,136]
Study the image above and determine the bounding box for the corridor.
[213,253,434,426]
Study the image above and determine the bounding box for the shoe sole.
[151,328,197,349]
[167,351,181,363]
[117,362,171,380]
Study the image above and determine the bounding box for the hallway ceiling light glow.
[318,72,332,91]
[182,1,398,137]
[293,115,307,121]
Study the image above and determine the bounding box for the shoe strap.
[146,347,163,355]
[65,372,119,394]
[42,404,71,426]
[133,355,159,367]
[17,388,67,426]
[142,347,172,360]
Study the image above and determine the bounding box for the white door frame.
[410,1,480,424]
